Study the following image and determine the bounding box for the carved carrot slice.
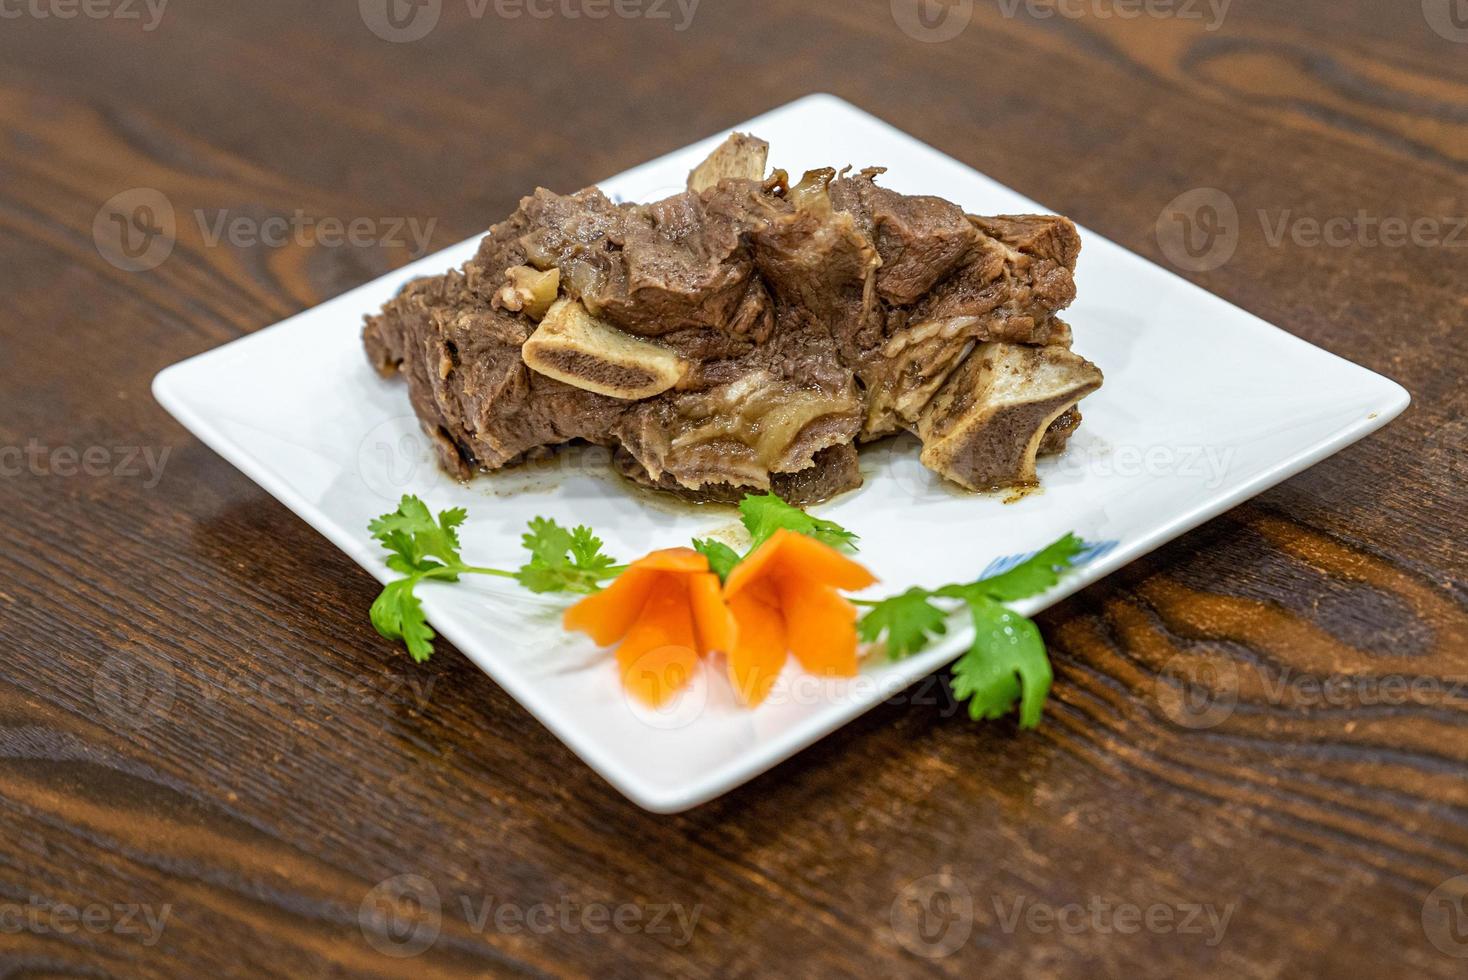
[724,529,875,599]
[723,529,877,704]
[781,573,860,676]
[614,580,699,707]
[564,548,707,646]
[567,533,875,708]
[727,579,787,707]
[688,572,736,656]
[564,547,731,707]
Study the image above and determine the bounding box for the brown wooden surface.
[1,1,1466,976]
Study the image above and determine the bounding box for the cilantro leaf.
[856,588,948,660]
[950,596,1053,729]
[520,517,573,568]
[569,526,616,576]
[369,495,467,572]
[369,578,437,664]
[366,502,626,662]
[855,533,1086,727]
[366,496,477,661]
[739,493,858,553]
[515,518,620,594]
[693,539,742,582]
[943,533,1085,604]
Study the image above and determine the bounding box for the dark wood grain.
[1,0,1465,976]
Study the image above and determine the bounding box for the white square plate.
[154,94,1409,813]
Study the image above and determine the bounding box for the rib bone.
[522,298,688,400]
[916,342,1103,490]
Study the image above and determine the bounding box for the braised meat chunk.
[363,134,1102,503]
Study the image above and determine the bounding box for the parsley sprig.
[738,493,859,553]
[515,518,619,595]
[691,492,859,585]
[691,538,742,581]
[855,534,1085,728]
[685,493,1085,728]
[368,495,622,662]
[366,492,1088,733]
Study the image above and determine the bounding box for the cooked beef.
[917,342,1103,491]
[363,134,1102,504]
[828,168,977,306]
[614,443,862,507]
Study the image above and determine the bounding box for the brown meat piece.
[363,140,1100,504]
[614,444,862,507]
[917,343,1103,491]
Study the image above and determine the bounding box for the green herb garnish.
[738,493,859,553]
[367,493,1087,733]
[691,538,742,582]
[689,493,858,585]
[516,517,620,595]
[856,534,1085,727]
[368,495,621,661]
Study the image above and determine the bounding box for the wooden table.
[2,1,1465,975]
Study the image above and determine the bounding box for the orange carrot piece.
[722,531,786,600]
[563,547,709,646]
[688,572,737,656]
[779,573,860,677]
[563,568,659,646]
[616,578,699,707]
[626,548,709,574]
[770,531,877,592]
[725,529,876,600]
[726,579,787,706]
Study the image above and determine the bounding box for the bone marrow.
[521,298,688,399]
[917,342,1103,490]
